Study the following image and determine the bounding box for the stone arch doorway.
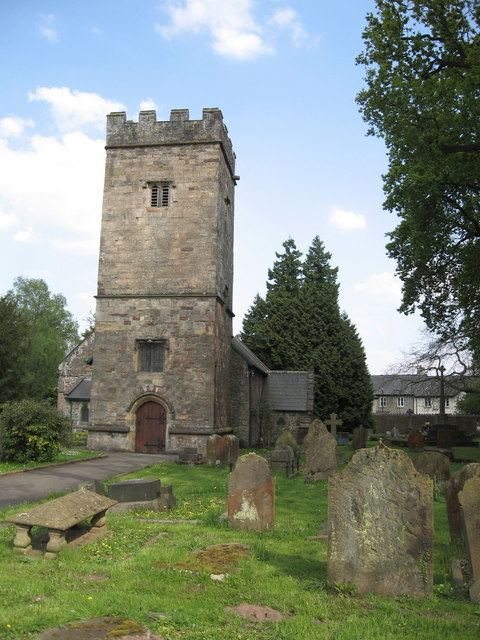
[135,401,167,453]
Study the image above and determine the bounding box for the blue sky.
[0,0,425,373]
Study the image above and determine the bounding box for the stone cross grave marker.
[304,419,337,483]
[327,443,433,597]
[459,476,480,602]
[228,453,275,531]
[325,413,342,440]
[444,463,480,541]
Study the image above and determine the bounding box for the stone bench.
[6,489,117,558]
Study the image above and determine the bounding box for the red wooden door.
[135,402,166,453]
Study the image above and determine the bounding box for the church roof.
[266,371,315,412]
[66,377,91,401]
[231,337,270,375]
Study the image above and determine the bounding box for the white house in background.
[371,374,466,416]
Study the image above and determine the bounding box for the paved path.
[0,453,177,509]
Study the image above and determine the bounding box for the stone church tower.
[88,108,236,454]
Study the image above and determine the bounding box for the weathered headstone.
[267,444,297,477]
[413,451,450,485]
[179,446,202,464]
[459,476,480,602]
[304,419,337,483]
[206,434,239,468]
[327,443,433,597]
[407,430,425,449]
[107,478,176,513]
[352,426,368,451]
[228,453,274,531]
[444,463,480,541]
[275,429,300,464]
[325,413,343,440]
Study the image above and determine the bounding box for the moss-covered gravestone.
[304,419,337,483]
[327,443,433,597]
[228,453,275,531]
[459,476,480,602]
[444,463,480,541]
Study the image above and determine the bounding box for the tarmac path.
[0,452,177,509]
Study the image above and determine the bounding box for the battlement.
[106,108,235,175]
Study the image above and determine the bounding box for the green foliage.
[242,236,373,429]
[0,296,29,404]
[456,381,480,414]
[357,0,480,355]
[5,277,79,400]
[0,399,70,463]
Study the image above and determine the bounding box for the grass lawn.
[0,449,103,475]
[0,455,479,639]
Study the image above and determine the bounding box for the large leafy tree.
[6,277,79,400]
[0,296,29,403]
[357,0,480,357]
[242,237,373,428]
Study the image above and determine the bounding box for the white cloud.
[13,224,36,244]
[0,116,34,138]
[28,86,125,132]
[269,7,316,47]
[139,98,158,111]
[39,14,59,43]
[354,272,402,302]
[0,211,17,230]
[156,0,274,60]
[329,206,367,231]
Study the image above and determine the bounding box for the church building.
[58,108,313,455]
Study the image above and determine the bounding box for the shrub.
[0,399,70,463]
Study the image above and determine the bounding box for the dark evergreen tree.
[0,296,29,404]
[241,235,373,429]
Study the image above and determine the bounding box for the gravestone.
[267,444,297,477]
[407,430,425,449]
[352,426,368,451]
[459,476,480,602]
[327,443,433,597]
[107,478,176,513]
[325,413,343,440]
[413,451,450,485]
[179,446,202,464]
[444,463,480,541]
[275,429,300,465]
[206,434,239,468]
[228,453,275,531]
[304,419,337,483]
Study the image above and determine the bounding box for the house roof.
[371,374,463,398]
[66,377,91,401]
[231,337,270,375]
[266,371,314,412]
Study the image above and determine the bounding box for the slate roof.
[231,337,270,375]
[371,374,464,398]
[266,371,314,412]
[66,377,91,401]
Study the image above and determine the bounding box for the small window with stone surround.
[136,339,166,372]
[150,183,170,208]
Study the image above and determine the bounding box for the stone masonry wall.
[57,334,94,418]
[230,350,250,446]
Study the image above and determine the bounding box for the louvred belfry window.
[150,183,170,207]
[150,186,159,207]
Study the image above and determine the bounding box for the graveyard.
[1,437,479,640]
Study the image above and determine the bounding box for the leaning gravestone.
[327,443,433,597]
[228,453,275,531]
[206,434,239,468]
[413,451,450,485]
[304,419,337,483]
[352,426,368,451]
[444,463,480,541]
[459,476,480,602]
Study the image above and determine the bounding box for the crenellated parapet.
[106,108,236,175]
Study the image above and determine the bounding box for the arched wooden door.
[135,401,166,453]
